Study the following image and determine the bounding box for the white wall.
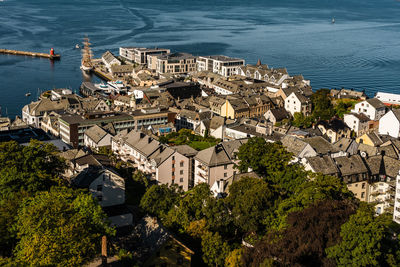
[379,111,400,138]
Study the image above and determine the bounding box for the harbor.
[0,48,61,60]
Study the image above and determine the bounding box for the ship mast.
[81,36,93,68]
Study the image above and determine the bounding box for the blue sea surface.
[1,0,400,116]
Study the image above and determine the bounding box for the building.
[119,47,170,64]
[393,171,400,223]
[375,92,400,106]
[316,118,351,143]
[151,53,197,74]
[194,140,246,186]
[284,92,312,116]
[303,155,340,177]
[197,55,245,77]
[264,108,290,125]
[379,109,400,138]
[83,125,114,151]
[351,98,386,120]
[281,135,317,161]
[343,113,371,136]
[59,112,136,148]
[102,51,121,72]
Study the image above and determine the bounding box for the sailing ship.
[80,37,93,73]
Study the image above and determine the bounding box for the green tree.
[201,231,231,267]
[326,203,400,267]
[140,184,182,221]
[13,187,114,266]
[0,140,66,198]
[292,112,312,128]
[311,89,335,121]
[226,177,276,234]
[235,137,292,177]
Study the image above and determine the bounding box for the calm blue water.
[1,0,400,116]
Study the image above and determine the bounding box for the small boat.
[332,17,335,24]
[25,93,31,97]
[75,44,80,49]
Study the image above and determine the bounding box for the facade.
[343,113,370,136]
[83,125,113,150]
[351,98,386,120]
[152,53,197,74]
[119,47,170,64]
[379,109,400,138]
[375,92,400,106]
[284,92,312,116]
[394,171,400,223]
[59,112,136,148]
[102,51,121,72]
[197,55,245,77]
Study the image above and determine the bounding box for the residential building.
[284,92,312,116]
[119,47,170,64]
[379,109,400,138]
[83,125,114,150]
[351,98,386,120]
[343,113,370,136]
[302,155,340,177]
[236,63,290,86]
[175,109,211,131]
[281,135,317,161]
[110,64,133,78]
[264,108,290,125]
[152,53,197,74]
[194,140,246,186]
[59,112,136,148]
[316,118,351,143]
[197,55,245,77]
[393,171,400,223]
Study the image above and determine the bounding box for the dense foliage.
[0,141,113,265]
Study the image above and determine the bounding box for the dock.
[92,66,113,81]
[0,49,61,60]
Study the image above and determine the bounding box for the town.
[2,43,400,266]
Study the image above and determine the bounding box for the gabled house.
[316,118,351,143]
[356,132,383,147]
[379,109,400,138]
[303,155,340,177]
[84,124,114,151]
[351,98,386,121]
[281,135,317,161]
[331,138,359,157]
[264,108,290,125]
[343,113,370,136]
[284,92,312,116]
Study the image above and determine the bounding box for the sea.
[1,0,400,117]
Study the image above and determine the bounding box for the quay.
[92,66,113,81]
[0,48,61,60]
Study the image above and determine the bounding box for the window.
[180,170,184,175]
[362,183,366,189]
[172,163,175,168]
[224,173,227,177]
[177,256,184,265]
[97,195,102,201]
[180,161,184,167]
[361,192,365,198]
[97,185,102,191]
[355,184,358,187]
[172,172,175,176]
[172,156,175,161]
[180,178,184,183]
[224,165,228,170]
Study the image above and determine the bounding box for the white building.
[83,125,113,151]
[284,92,312,116]
[351,98,386,120]
[378,109,400,138]
[393,171,400,224]
[343,113,370,136]
[119,47,170,64]
[197,55,245,77]
[102,51,121,72]
[375,92,400,106]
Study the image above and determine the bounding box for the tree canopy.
[13,187,115,266]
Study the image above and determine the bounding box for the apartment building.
[197,55,245,77]
[119,47,170,64]
[151,53,197,74]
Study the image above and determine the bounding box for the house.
[236,63,290,86]
[302,136,335,155]
[110,64,134,78]
[334,155,370,202]
[147,122,176,136]
[83,125,114,150]
[316,118,351,143]
[379,109,400,138]
[71,167,132,227]
[197,55,245,77]
[220,97,250,119]
[281,135,317,161]
[175,109,212,131]
[351,98,386,120]
[331,89,367,100]
[375,92,400,106]
[284,92,312,116]
[211,172,260,198]
[366,155,399,215]
[393,171,400,223]
[303,155,340,177]
[113,95,132,109]
[356,132,383,147]
[102,51,121,72]
[125,216,194,266]
[343,113,370,136]
[331,138,359,157]
[194,140,246,186]
[264,108,290,125]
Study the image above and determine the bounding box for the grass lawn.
[189,141,217,151]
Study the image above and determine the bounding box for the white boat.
[332,17,335,24]
[25,92,31,97]
[75,44,80,49]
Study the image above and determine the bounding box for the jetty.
[0,48,61,60]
